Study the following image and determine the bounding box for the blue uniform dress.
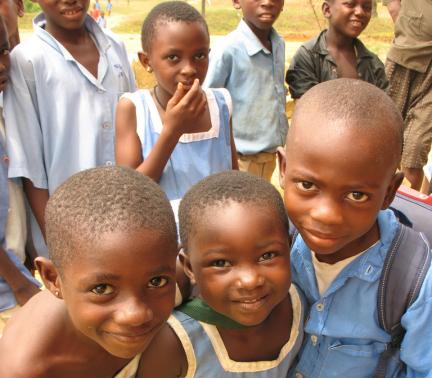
[167,285,305,377]
[290,209,432,378]
[121,88,233,201]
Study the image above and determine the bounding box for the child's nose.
[114,297,154,327]
[180,61,197,77]
[310,196,344,226]
[235,267,265,290]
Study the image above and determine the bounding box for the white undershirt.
[311,241,379,296]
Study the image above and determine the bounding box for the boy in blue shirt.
[0,11,40,333]
[4,0,135,257]
[278,79,432,377]
[204,0,287,182]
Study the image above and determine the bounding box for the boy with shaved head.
[278,79,432,377]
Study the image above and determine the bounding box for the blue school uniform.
[167,285,305,377]
[121,88,233,201]
[290,209,432,378]
[0,127,39,312]
[4,13,135,257]
[203,19,287,155]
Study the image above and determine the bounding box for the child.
[278,79,432,376]
[4,0,136,257]
[0,15,40,334]
[287,0,388,99]
[0,166,179,377]
[106,0,112,16]
[203,0,287,182]
[98,10,107,28]
[90,3,100,21]
[116,1,237,203]
[137,171,305,377]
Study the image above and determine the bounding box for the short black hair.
[291,78,404,165]
[179,171,289,251]
[141,1,208,52]
[45,166,177,270]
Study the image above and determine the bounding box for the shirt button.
[311,335,318,345]
[316,303,324,311]
[102,123,111,129]
[105,161,113,166]
[295,373,303,378]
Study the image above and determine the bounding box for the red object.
[90,8,100,20]
[397,184,432,205]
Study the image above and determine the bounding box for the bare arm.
[116,80,208,182]
[22,179,49,240]
[229,119,239,170]
[0,247,40,305]
[386,0,401,23]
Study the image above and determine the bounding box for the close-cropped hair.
[141,1,209,52]
[292,78,404,158]
[45,166,177,270]
[179,171,289,251]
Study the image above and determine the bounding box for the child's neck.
[45,22,90,47]
[325,26,355,51]
[244,19,273,52]
[217,294,293,362]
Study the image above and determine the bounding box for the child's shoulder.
[0,291,67,377]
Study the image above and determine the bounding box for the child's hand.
[164,79,207,137]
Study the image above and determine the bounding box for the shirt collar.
[313,29,373,61]
[237,18,275,56]
[293,209,400,286]
[33,13,111,61]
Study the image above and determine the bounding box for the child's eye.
[167,55,179,62]
[346,191,368,202]
[195,52,207,61]
[296,181,317,191]
[147,276,169,288]
[259,252,277,261]
[211,259,231,268]
[91,284,114,295]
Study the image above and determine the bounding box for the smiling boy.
[4,0,135,258]
[279,79,432,377]
[0,166,178,377]
[204,0,287,182]
[287,0,388,99]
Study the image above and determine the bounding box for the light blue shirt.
[4,13,135,257]
[290,209,432,378]
[203,19,288,155]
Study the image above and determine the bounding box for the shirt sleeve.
[373,57,389,92]
[4,48,48,189]
[203,45,231,89]
[286,46,320,99]
[400,264,432,378]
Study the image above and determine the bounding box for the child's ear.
[381,171,404,209]
[178,249,196,286]
[138,51,152,73]
[277,146,287,189]
[35,257,63,299]
[322,1,331,18]
[15,0,24,17]
[232,0,241,10]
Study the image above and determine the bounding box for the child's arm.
[286,46,320,100]
[0,247,40,305]
[137,323,187,378]
[229,120,239,170]
[116,79,208,182]
[22,179,49,239]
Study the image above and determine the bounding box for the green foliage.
[23,0,40,13]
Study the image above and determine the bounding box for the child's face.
[280,114,401,262]
[0,20,10,92]
[233,0,284,32]
[323,0,372,38]
[57,229,177,359]
[141,21,209,99]
[37,0,89,34]
[0,0,21,45]
[183,202,291,326]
